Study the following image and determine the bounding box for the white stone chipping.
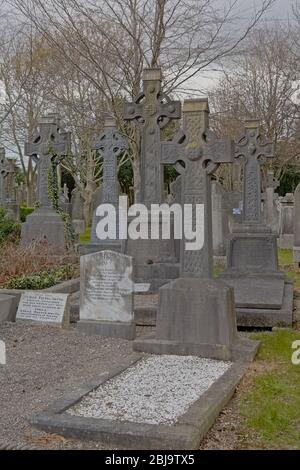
[68,355,232,425]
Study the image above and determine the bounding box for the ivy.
[48,156,76,249]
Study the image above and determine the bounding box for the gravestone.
[59,183,71,215]
[124,68,182,270]
[220,121,293,327]
[90,118,127,248]
[21,114,71,251]
[71,188,85,235]
[134,99,258,361]
[0,147,13,207]
[16,292,69,327]
[212,181,229,256]
[264,170,279,233]
[294,184,300,264]
[278,193,294,249]
[78,250,135,339]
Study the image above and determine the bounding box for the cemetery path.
[0,321,135,450]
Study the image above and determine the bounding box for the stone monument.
[278,193,294,249]
[293,183,300,266]
[20,114,71,251]
[124,68,182,290]
[220,121,293,327]
[264,170,279,233]
[78,250,135,339]
[80,118,128,255]
[212,181,229,256]
[134,100,258,361]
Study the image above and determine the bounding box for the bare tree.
[6,0,275,200]
[209,26,300,191]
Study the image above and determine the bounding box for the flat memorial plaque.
[16,292,69,327]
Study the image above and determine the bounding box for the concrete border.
[29,354,251,450]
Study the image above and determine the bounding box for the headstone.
[78,250,135,339]
[124,69,182,269]
[71,188,85,221]
[220,121,293,327]
[90,118,127,245]
[124,68,181,206]
[16,292,69,327]
[134,99,258,362]
[278,193,294,249]
[212,181,229,256]
[160,99,234,278]
[21,114,71,251]
[293,183,300,264]
[264,170,279,233]
[0,147,13,207]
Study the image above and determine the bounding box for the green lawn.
[278,248,293,266]
[239,330,300,449]
[79,227,91,244]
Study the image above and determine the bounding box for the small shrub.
[0,241,79,287]
[0,207,20,243]
[6,264,76,290]
[20,206,34,222]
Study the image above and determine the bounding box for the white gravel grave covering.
[67,355,232,425]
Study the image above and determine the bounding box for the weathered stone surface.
[294,183,300,263]
[225,232,278,273]
[134,278,258,361]
[235,120,274,225]
[220,121,293,327]
[90,118,127,244]
[212,181,229,256]
[79,250,135,339]
[0,294,15,322]
[0,147,14,207]
[124,68,181,206]
[264,170,279,233]
[135,100,258,360]
[21,114,71,251]
[278,193,294,249]
[16,292,70,327]
[161,99,235,278]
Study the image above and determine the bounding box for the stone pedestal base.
[133,278,259,361]
[220,225,293,327]
[278,234,293,249]
[21,207,66,252]
[77,320,136,340]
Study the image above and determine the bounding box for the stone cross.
[25,114,71,209]
[92,117,128,204]
[161,99,235,278]
[235,120,274,224]
[124,68,181,206]
[0,147,13,205]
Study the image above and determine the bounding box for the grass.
[278,248,293,266]
[239,330,300,449]
[79,226,91,244]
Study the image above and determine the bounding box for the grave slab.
[28,354,254,449]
